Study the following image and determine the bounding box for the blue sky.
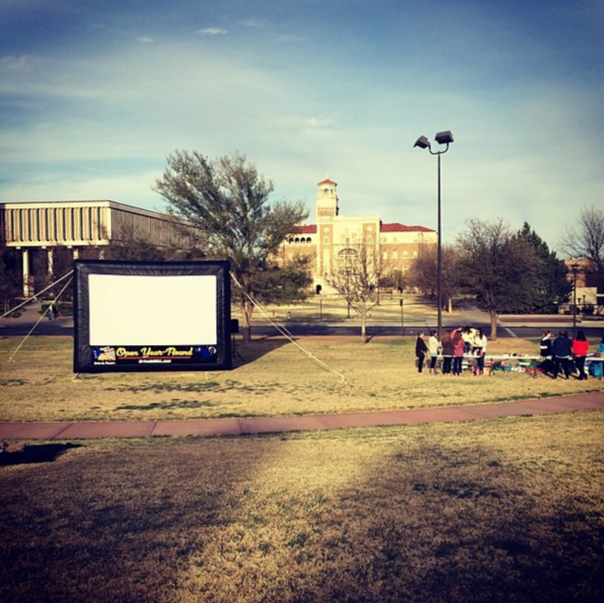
[1,0,603,252]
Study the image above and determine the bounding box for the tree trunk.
[240,300,254,343]
[489,309,498,341]
[360,311,369,343]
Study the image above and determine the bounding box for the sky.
[1,0,603,253]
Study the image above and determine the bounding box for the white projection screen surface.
[88,274,217,346]
[73,260,232,373]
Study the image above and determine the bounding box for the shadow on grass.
[231,335,293,368]
[115,400,218,411]
[0,443,80,466]
[0,423,603,602]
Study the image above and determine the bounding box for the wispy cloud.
[241,18,267,28]
[197,27,227,36]
[0,0,602,253]
[1,54,37,71]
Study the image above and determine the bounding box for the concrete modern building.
[0,199,182,296]
[280,178,436,289]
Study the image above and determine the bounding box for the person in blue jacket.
[552,330,572,379]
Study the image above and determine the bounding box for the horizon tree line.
[1,151,602,342]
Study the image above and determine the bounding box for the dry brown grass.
[233,292,438,324]
[1,411,603,602]
[0,336,602,423]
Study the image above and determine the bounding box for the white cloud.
[0,1,602,258]
[197,27,227,36]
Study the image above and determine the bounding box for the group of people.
[540,330,602,380]
[415,327,604,379]
[415,326,488,376]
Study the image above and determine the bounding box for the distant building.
[279,178,436,289]
[564,258,603,314]
[0,199,182,296]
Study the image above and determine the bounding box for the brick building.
[279,178,436,290]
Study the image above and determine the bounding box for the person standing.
[451,327,465,376]
[572,330,589,380]
[552,330,572,379]
[415,332,429,374]
[540,331,553,357]
[539,331,554,376]
[591,336,604,378]
[428,330,441,375]
[462,327,474,354]
[441,332,454,375]
[472,328,488,376]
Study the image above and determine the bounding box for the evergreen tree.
[516,222,571,313]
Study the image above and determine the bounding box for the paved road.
[2,321,604,341]
[2,303,603,340]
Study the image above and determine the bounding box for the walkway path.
[1,392,603,441]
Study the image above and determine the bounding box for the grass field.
[232,292,438,324]
[1,411,603,602]
[1,332,604,602]
[0,335,602,423]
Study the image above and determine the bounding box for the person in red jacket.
[450,327,465,376]
[572,330,589,380]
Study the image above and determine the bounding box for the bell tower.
[316,177,339,222]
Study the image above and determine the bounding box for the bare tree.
[0,245,21,314]
[456,218,537,340]
[561,205,604,274]
[407,244,461,313]
[104,224,168,262]
[327,241,382,342]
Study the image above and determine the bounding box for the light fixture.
[435,131,454,145]
[413,136,431,149]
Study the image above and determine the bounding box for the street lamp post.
[413,131,454,341]
[571,262,579,337]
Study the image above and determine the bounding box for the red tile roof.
[318,178,337,186]
[380,222,434,233]
[291,223,433,234]
[291,224,317,234]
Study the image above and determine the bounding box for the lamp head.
[413,135,431,149]
[435,130,454,145]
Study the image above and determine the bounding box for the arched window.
[338,247,358,272]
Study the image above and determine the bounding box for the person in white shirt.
[428,330,441,375]
[472,328,488,375]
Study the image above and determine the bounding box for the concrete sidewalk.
[1,392,603,442]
